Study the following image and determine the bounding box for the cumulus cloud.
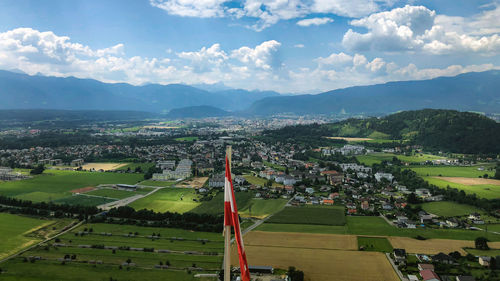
[231,40,282,70]
[294,44,305,48]
[297,17,333,27]
[342,4,500,55]
[150,0,393,30]
[177,43,228,72]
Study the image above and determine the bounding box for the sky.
[0,0,499,93]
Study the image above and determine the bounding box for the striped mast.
[223,145,232,281]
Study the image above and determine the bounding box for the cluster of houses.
[152,159,193,181]
[0,167,29,181]
[322,144,367,156]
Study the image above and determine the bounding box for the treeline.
[259,123,347,148]
[94,206,223,233]
[0,195,99,218]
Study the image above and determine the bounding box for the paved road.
[385,253,408,281]
[97,187,162,210]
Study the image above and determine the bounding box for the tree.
[30,164,45,175]
[495,165,500,180]
[288,266,305,281]
[475,237,489,250]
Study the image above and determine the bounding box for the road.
[97,186,162,210]
[385,253,409,281]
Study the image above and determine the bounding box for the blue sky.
[0,0,499,93]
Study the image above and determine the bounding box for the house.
[420,269,440,281]
[478,256,491,267]
[361,201,370,210]
[321,170,343,185]
[393,248,406,263]
[456,276,475,281]
[283,175,297,186]
[322,199,334,205]
[305,187,314,194]
[416,188,432,198]
[284,185,294,194]
[468,213,481,220]
[329,192,340,199]
[407,275,419,281]
[234,176,246,185]
[445,218,459,228]
[432,253,453,264]
[208,175,225,188]
[419,211,433,223]
[374,172,394,182]
[418,264,435,271]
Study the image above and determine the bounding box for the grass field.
[85,188,151,199]
[129,187,200,213]
[423,176,500,199]
[189,192,254,215]
[54,195,116,206]
[357,237,393,252]
[263,161,286,171]
[0,213,56,260]
[239,198,288,218]
[243,174,283,188]
[259,216,500,241]
[465,248,500,257]
[0,223,221,281]
[411,165,495,178]
[357,152,446,166]
[420,201,483,217]
[81,163,128,171]
[174,136,199,142]
[117,162,155,172]
[267,206,346,226]
[0,170,143,202]
[139,180,177,187]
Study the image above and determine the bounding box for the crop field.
[129,187,200,213]
[388,237,475,255]
[243,174,283,188]
[243,231,357,250]
[232,245,399,281]
[81,163,128,171]
[411,165,495,178]
[239,198,288,218]
[0,223,221,281]
[357,237,393,252]
[0,170,143,202]
[267,206,346,226]
[189,192,254,215]
[258,216,500,241]
[357,152,446,166]
[85,188,151,199]
[420,201,483,217]
[423,176,500,199]
[0,213,56,260]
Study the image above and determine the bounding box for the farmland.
[388,237,475,255]
[232,231,399,281]
[0,170,143,203]
[81,163,128,171]
[419,201,484,217]
[174,136,199,142]
[139,180,177,187]
[239,198,288,218]
[129,187,200,213]
[85,188,152,199]
[54,194,116,206]
[357,152,446,166]
[189,192,254,215]
[243,174,283,188]
[357,237,393,252]
[0,213,57,260]
[0,223,222,281]
[423,176,500,199]
[411,165,495,178]
[267,206,346,226]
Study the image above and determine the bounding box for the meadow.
[129,187,200,213]
[139,180,177,187]
[243,174,283,188]
[174,136,199,142]
[0,223,222,281]
[189,191,254,215]
[239,198,288,218]
[263,161,286,171]
[419,201,484,217]
[357,237,393,252]
[85,188,152,199]
[117,162,155,172]
[0,170,143,203]
[356,152,446,166]
[423,176,500,199]
[54,195,116,206]
[411,165,495,178]
[0,213,56,260]
[267,206,346,226]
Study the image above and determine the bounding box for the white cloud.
[177,43,228,72]
[311,0,380,18]
[149,0,228,18]
[294,44,305,48]
[342,4,500,55]
[297,17,333,27]
[231,40,282,70]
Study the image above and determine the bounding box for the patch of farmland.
[357,236,393,252]
[243,231,357,250]
[128,187,200,213]
[232,246,399,281]
[81,163,128,171]
[423,176,500,199]
[411,165,495,178]
[267,206,346,226]
[420,201,483,217]
[434,177,500,186]
[189,192,254,215]
[85,188,149,199]
[388,237,474,255]
[239,198,288,219]
[54,194,116,206]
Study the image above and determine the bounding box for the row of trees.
[0,195,99,216]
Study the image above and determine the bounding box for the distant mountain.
[0,109,157,122]
[247,71,500,115]
[0,70,280,112]
[166,105,230,119]
[264,109,500,154]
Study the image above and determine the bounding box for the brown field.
[178,177,208,188]
[81,163,128,171]
[389,237,475,255]
[143,125,180,129]
[70,186,96,193]
[232,246,398,281]
[434,177,500,186]
[243,231,357,250]
[326,137,373,142]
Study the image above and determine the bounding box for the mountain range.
[0,69,499,116]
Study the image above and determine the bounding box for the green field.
[129,187,200,213]
[0,213,55,260]
[85,188,151,199]
[243,174,283,188]
[422,176,500,199]
[357,152,446,166]
[263,161,286,171]
[0,223,221,281]
[54,195,116,206]
[420,201,483,217]
[258,216,500,241]
[139,180,177,187]
[189,192,254,215]
[465,248,500,257]
[117,162,155,172]
[267,206,346,226]
[175,136,199,142]
[0,170,143,202]
[239,198,288,218]
[357,237,393,252]
[411,165,495,178]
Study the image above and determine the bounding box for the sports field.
[239,198,288,218]
[81,163,128,171]
[0,213,56,260]
[420,201,483,217]
[267,206,345,225]
[0,223,222,281]
[232,231,398,281]
[0,170,143,202]
[129,187,200,213]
